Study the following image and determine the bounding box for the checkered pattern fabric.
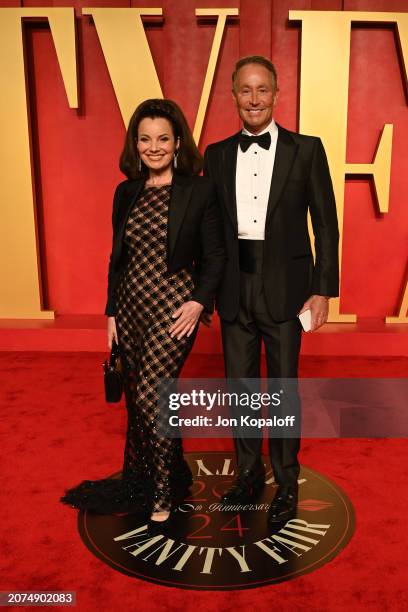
[115,185,195,512]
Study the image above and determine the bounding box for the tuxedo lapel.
[167,174,194,263]
[265,125,299,225]
[221,134,240,231]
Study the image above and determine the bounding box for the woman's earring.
[138,156,142,172]
[174,152,178,169]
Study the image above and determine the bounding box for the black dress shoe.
[221,469,265,504]
[267,485,298,526]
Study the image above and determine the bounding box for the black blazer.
[203,124,340,322]
[105,173,226,316]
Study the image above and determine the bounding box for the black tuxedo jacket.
[105,173,226,316]
[203,124,340,322]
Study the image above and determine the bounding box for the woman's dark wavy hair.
[120,98,203,179]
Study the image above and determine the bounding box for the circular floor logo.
[78,452,354,590]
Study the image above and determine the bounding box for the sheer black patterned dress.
[61,184,196,514]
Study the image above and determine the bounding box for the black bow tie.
[239,131,271,152]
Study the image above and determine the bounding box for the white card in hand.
[298,309,312,332]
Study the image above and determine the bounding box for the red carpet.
[0,352,407,611]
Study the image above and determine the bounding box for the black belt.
[238,239,264,274]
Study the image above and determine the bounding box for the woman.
[61,99,225,527]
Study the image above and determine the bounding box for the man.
[203,56,339,526]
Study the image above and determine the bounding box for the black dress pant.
[221,244,302,488]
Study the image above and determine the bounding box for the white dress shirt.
[235,119,278,240]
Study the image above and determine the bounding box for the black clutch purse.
[103,339,123,403]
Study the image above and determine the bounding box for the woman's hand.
[169,300,204,340]
[107,316,118,349]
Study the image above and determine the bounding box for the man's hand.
[169,300,204,340]
[107,316,118,349]
[299,295,329,332]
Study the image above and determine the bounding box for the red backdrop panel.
[1,0,407,318]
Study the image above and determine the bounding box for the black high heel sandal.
[147,511,175,534]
